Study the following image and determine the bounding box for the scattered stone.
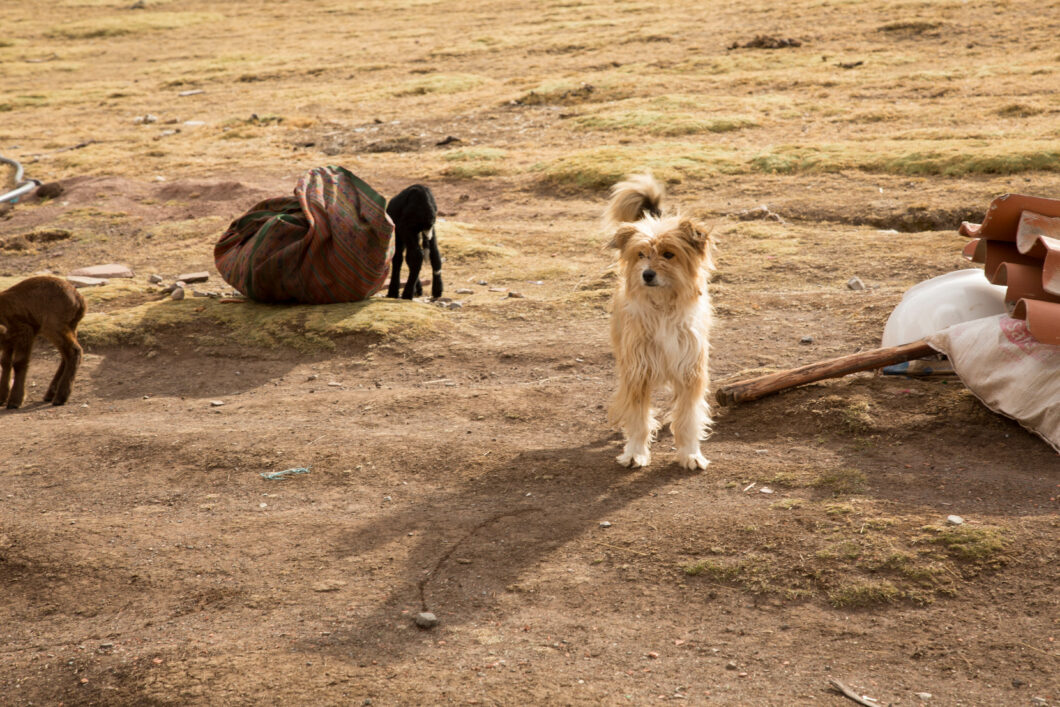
[134,114,158,124]
[327,381,342,387]
[66,275,108,288]
[1012,679,1026,688]
[170,286,185,300]
[307,374,318,381]
[1030,697,1048,706]
[477,280,488,286]
[35,182,64,199]
[192,289,211,297]
[415,612,439,629]
[599,521,612,528]
[70,263,134,279]
[915,693,932,701]
[183,120,205,127]
[456,288,474,295]
[148,274,163,284]
[178,89,205,97]
[488,286,507,293]
[759,487,774,494]
[507,291,525,299]
[800,335,814,344]
[209,400,224,407]
[725,661,738,670]
[311,580,347,592]
[847,276,866,291]
[98,642,114,652]
[946,515,964,525]
[736,204,784,222]
[447,301,463,310]
[436,136,461,146]
[177,271,209,283]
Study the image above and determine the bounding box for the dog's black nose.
[642,269,656,284]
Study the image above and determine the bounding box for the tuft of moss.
[828,580,901,608]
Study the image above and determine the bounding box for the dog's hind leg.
[670,381,711,470]
[427,228,443,298]
[611,380,657,468]
[387,237,405,298]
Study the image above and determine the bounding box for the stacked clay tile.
[960,194,1060,345]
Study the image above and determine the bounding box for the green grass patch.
[812,467,867,495]
[916,525,1007,566]
[47,12,222,39]
[78,289,444,351]
[573,109,755,136]
[392,74,488,96]
[828,580,901,608]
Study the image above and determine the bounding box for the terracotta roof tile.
[960,194,1060,345]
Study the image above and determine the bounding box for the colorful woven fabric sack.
[214,166,394,303]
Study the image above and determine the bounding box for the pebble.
[915,693,932,701]
[456,288,474,295]
[725,661,738,670]
[1030,698,1048,706]
[447,301,463,310]
[177,271,210,284]
[488,287,507,293]
[170,286,185,300]
[178,89,205,97]
[415,612,439,629]
[327,381,342,387]
[148,274,163,284]
[70,263,134,279]
[759,487,774,494]
[800,335,813,344]
[134,114,158,124]
[192,289,211,297]
[67,275,108,288]
[209,400,224,407]
[847,276,866,291]
[599,521,612,528]
[477,280,488,286]
[507,291,525,299]
[946,515,964,525]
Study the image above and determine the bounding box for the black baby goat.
[385,184,443,300]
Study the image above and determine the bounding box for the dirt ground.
[1,0,1058,705]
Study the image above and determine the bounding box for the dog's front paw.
[678,452,710,470]
[617,450,651,468]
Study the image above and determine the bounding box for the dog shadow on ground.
[302,434,701,662]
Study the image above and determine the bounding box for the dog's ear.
[608,225,639,251]
[677,218,712,254]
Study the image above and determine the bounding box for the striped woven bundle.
[214,166,394,303]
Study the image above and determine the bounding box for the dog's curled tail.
[604,172,665,229]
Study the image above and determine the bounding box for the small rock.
[507,291,525,299]
[177,271,209,284]
[98,642,114,652]
[70,263,134,279]
[847,276,866,291]
[311,580,347,592]
[183,120,205,126]
[725,661,738,670]
[447,301,463,310]
[192,289,211,297]
[456,288,474,295]
[946,515,964,525]
[209,400,224,407]
[599,521,612,528]
[1012,679,1026,688]
[488,287,507,293]
[134,114,158,124]
[178,89,205,97]
[915,693,932,701]
[67,275,108,288]
[327,381,342,387]
[759,487,774,494]
[170,286,185,300]
[307,374,318,381]
[148,274,163,284]
[35,182,64,199]
[800,335,813,344]
[1030,697,1048,706]
[477,280,488,286]
[415,612,439,629]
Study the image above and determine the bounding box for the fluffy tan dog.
[605,174,715,470]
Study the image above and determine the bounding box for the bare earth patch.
[1,0,1057,705]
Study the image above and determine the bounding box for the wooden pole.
[715,340,935,406]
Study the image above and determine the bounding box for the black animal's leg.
[427,228,443,298]
[0,342,11,406]
[401,245,424,299]
[387,236,405,298]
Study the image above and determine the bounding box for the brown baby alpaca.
[0,276,86,409]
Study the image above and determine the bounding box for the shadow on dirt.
[304,435,700,661]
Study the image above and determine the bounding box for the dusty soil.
[2,0,1058,705]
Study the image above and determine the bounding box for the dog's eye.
[638,252,648,259]
[662,251,675,260]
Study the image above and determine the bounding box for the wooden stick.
[715,340,935,406]
[828,678,879,707]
